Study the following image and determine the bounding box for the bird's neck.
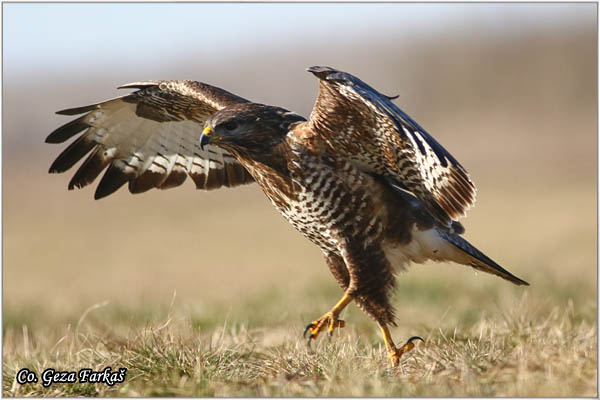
[224,142,292,182]
[287,121,328,154]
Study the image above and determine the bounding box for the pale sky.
[3,2,594,81]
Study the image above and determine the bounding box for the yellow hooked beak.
[200,125,213,150]
[202,125,213,136]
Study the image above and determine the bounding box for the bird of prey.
[46,66,529,367]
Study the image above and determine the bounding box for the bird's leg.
[379,324,423,367]
[304,292,353,343]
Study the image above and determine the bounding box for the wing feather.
[69,147,114,190]
[49,133,95,173]
[307,66,476,226]
[47,80,254,198]
[46,114,90,143]
[95,163,133,199]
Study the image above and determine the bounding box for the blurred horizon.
[3,3,597,317]
[4,3,594,74]
[3,3,597,160]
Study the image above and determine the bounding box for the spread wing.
[46,80,254,199]
[307,66,476,226]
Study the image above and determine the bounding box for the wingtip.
[307,65,334,73]
[56,105,99,116]
[307,66,338,79]
[117,81,160,90]
[56,108,84,116]
[94,182,114,200]
[516,278,530,286]
[308,67,363,89]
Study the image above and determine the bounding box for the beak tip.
[200,125,214,150]
[200,133,210,150]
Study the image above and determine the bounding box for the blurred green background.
[3,2,596,344]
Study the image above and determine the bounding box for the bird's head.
[201,103,306,154]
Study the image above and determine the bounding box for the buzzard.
[47,66,529,367]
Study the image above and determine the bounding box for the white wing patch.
[308,73,477,225]
[47,81,253,199]
[403,127,448,193]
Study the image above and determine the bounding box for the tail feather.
[438,230,529,286]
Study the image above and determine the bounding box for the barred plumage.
[47,80,253,199]
[47,66,528,367]
[307,66,477,227]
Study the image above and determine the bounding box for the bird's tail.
[437,230,529,286]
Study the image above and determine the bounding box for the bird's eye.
[223,121,238,131]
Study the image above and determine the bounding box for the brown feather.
[128,169,165,194]
[95,164,134,199]
[49,134,95,173]
[46,114,89,143]
[68,147,112,190]
[159,168,188,190]
[189,172,208,189]
[306,67,477,226]
[203,168,222,190]
[56,103,101,116]
[49,80,255,198]
[223,162,252,188]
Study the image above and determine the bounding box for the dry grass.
[3,289,596,397]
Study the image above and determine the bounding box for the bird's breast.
[267,153,389,253]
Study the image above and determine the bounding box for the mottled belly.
[256,153,387,256]
[278,198,340,253]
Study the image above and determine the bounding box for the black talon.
[406,336,424,344]
[303,324,313,339]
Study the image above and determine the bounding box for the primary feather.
[47,80,254,198]
[306,66,476,227]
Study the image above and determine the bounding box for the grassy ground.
[3,172,597,396]
[3,284,596,396]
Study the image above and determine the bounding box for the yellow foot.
[303,312,346,343]
[388,336,424,367]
